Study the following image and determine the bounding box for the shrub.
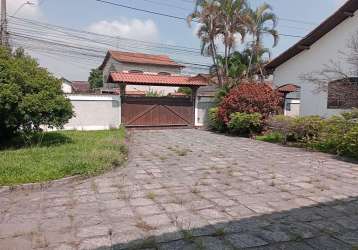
[293,116,324,142]
[269,115,324,143]
[228,112,262,136]
[0,47,73,141]
[218,83,282,124]
[268,115,296,143]
[267,110,358,159]
[338,124,358,158]
[208,107,226,132]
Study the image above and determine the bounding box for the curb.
[0,175,83,195]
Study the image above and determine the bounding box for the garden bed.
[0,128,127,186]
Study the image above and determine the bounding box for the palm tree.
[243,46,271,80]
[188,1,224,86]
[191,0,248,84]
[218,0,247,78]
[243,3,278,79]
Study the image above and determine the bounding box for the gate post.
[191,86,198,126]
[120,83,126,126]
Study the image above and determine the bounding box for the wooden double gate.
[122,96,194,128]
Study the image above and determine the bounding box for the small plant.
[147,192,156,200]
[183,229,195,242]
[159,156,167,161]
[191,187,199,194]
[256,132,284,143]
[138,236,157,248]
[213,228,225,237]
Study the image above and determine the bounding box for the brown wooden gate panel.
[122,96,194,127]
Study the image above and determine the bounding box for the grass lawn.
[0,128,127,186]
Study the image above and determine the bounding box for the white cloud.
[87,18,159,42]
[4,0,43,20]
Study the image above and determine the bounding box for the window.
[327,78,358,109]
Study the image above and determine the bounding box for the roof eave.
[265,0,358,71]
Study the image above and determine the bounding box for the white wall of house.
[61,82,72,94]
[272,10,358,117]
[284,99,300,117]
[64,95,121,131]
[195,96,216,127]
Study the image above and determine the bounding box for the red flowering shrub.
[218,83,282,124]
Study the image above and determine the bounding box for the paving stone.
[158,239,197,250]
[0,236,32,250]
[198,208,228,220]
[195,236,233,250]
[162,203,187,213]
[78,236,111,250]
[142,214,172,228]
[130,198,155,206]
[136,205,163,216]
[77,225,111,238]
[306,236,352,250]
[225,233,268,248]
[1,129,358,250]
[335,230,358,245]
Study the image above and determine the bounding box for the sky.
[2,0,348,80]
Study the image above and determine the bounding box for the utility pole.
[0,0,9,48]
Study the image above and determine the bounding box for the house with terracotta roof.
[266,0,358,117]
[95,50,214,128]
[61,78,90,94]
[99,50,186,95]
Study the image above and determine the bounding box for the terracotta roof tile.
[102,50,184,68]
[71,81,90,93]
[109,72,208,86]
[276,84,300,93]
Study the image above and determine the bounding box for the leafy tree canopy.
[0,47,74,141]
[88,68,103,89]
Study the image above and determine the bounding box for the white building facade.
[266,1,358,117]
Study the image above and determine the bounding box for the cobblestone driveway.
[1,129,358,250]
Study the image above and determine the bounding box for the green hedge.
[228,112,262,136]
[267,109,358,159]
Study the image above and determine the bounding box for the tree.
[215,51,250,79]
[243,3,278,79]
[191,0,248,84]
[218,0,247,77]
[177,87,193,95]
[88,68,103,89]
[0,47,73,141]
[188,1,223,86]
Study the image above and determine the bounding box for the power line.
[94,0,304,38]
[7,17,213,71]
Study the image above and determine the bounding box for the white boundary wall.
[64,95,121,131]
[195,96,216,127]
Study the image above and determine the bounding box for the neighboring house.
[61,78,91,94]
[266,0,358,117]
[71,81,90,93]
[61,78,73,94]
[99,50,185,95]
